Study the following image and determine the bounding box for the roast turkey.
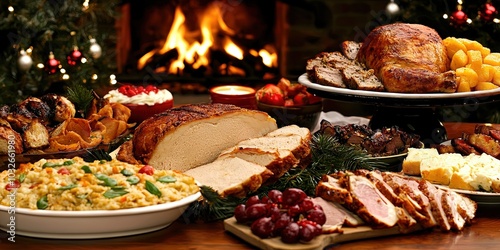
[357,23,457,93]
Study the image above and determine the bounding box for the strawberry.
[277,78,305,98]
[305,91,322,104]
[284,99,295,107]
[256,84,285,106]
[293,92,309,106]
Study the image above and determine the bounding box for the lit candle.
[209,85,257,109]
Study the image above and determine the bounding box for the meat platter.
[224,217,421,250]
[298,73,500,107]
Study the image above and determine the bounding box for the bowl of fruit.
[256,78,322,130]
[105,84,174,124]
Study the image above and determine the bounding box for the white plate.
[435,185,500,205]
[298,73,500,99]
[0,191,201,239]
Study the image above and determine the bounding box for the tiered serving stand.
[298,73,500,146]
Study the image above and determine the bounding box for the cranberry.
[234,204,248,223]
[282,188,307,206]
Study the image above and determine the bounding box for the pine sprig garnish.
[83,148,112,162]
[183,186,245,222]
[183,133,388,221]
[65,84,95,118]
[310,133,386,172]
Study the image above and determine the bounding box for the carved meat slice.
[419,180,451,231]
[451,192,477,224]
[358,170,416,231]
[441,190,466,231]
[315,175,353,205]
[382,172,437,229]
[345,174,399,228]
[312,196,364,230]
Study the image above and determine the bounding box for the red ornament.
[67,46,84,66]
[451,5,468,26]
[45,52,60,74]
[480,2,497,22]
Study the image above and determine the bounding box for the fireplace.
[115,0,389,93]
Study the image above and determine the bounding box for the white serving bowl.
[0,191,200,239]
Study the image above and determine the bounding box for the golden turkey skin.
[357,23,457,93]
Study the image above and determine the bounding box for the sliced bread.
[184,156,273,198]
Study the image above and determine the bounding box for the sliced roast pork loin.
[381,172,437,229]
[315,170,477,233]
[316,172,399,229]
[116,103,277,171]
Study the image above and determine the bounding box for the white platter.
[298,73,500,100]
[0,191,201,239]
[435,185,500,206]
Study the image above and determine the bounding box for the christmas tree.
[0,0,120,106]
[391,0,500,52]
[383,0,500,123]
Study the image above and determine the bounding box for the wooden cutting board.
[224,217,421,250]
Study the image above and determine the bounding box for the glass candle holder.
[209,85,257,109]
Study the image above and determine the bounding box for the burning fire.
[137,3,278,76]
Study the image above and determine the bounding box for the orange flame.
[137,3,278,75]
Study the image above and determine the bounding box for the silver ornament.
[386,0,400,16]
[89,38,102,59]
[18,49,33,71]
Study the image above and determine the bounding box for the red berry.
[245,195,261,207]
[306,209,327,226]
[267,190,283,204]
[282,188,308,206]
[234,204,248,223]
[138,165,155,175]
[251,217,274,239]
[281,222,300,243]
[299,198,315,212]
[246,203,268,220]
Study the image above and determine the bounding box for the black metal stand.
[368,106,447,146]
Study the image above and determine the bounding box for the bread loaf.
[116,103,277,171]
[184,156,273,197]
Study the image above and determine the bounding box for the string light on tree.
[386,0,401,17]
[18,48,33,72]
